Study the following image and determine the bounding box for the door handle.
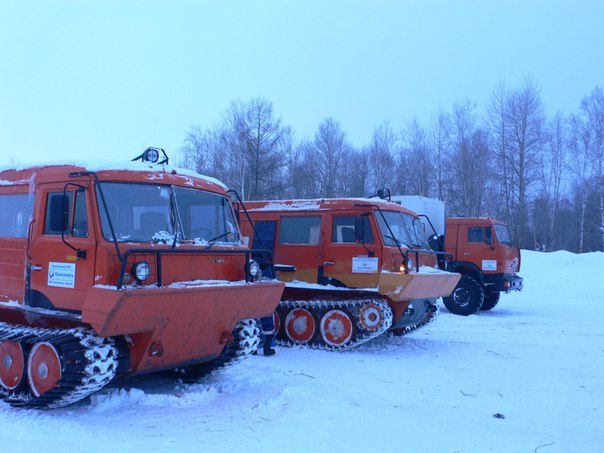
[463,252,471,256]
[323,261,335,265]
[31,264,43,271]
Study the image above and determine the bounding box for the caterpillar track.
[171,319,260,382]
[275,298,393,350]
[0,322,123,409]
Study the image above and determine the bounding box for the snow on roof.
[250,200,323,211]
[0,159,227,190]
[247,197,402,212]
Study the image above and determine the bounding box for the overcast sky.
[1,0,602,167]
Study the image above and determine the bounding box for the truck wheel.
[442,275,484,316]
[480,292,500,311]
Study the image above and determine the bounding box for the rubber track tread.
[0,321,118,409]
[277,298,393,350]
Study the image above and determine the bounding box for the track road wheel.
[320,309,354,347]
[480,292,500,311]
[0,340,26,391]
[357,302,386,331]
[27,342,62,397]
[443,275,484,316]
[284,308,317,344]
[273,311,281,336]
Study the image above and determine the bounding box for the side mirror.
[354,217,365,241]
[485,227,493,245]
[49,194,69,233]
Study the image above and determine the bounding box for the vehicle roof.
[446,217,507,226]
[244,198,419,216]
[0,160,228,194]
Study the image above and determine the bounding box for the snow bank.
[1,250,603,453]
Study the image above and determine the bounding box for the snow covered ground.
[1,250,602,452]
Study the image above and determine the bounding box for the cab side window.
[72,190,89,237]
[332,216,374,243]
[0,193,33,238]
[44,190,88,237]
[467,226,484,243]
[279,216,321,245]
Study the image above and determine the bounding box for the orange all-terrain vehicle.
[237,196,460,350]
[0,149,283,408]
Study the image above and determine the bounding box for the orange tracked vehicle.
[0,149,283,408]
[237,196,460,350]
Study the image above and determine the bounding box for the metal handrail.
[116,247,273,289]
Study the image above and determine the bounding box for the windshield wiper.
[205,232,230,249]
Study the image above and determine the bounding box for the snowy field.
[1,250,602,453]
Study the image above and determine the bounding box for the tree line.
[179,80,604,253]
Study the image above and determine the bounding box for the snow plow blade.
[378,272,461,301]
[82,281,284,373]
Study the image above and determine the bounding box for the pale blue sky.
[1,0,602,166]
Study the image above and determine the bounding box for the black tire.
[480,292,500,311]
[442,275,484,316]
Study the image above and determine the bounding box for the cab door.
[271,214,323,284]
[459,224,499,273]
[321,214,381,289]
[27,183,97,313]
[0,189,34,304]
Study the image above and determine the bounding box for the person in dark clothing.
[259,315,276,356]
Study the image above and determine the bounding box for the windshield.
[376,211,412,247]
[97,183,240,244]
[493,224,512,245]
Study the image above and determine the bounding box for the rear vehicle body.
[392,196,523,315]
[0,156,283,408]
[238,198,460,349]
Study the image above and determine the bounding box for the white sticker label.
[48,262,76,288]
[352,256,379,273]
[482,260,497,271]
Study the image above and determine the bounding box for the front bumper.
[497,274,523,293]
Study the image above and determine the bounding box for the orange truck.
[237,196,460,350]
[0,148,283,408]
[392,196,523,315]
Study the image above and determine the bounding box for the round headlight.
[248,260,261,279]
[132,261,151,282]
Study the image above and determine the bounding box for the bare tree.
[447,100,490,217]
[541,112,569,249]
[505,78,546,247]
[486,83,513,224]
[366,121,398,193]
[231,98,291,200]
[399,119,434,197]
[568,112,594,252]
[579,87,604,250]
[345,150,369,197]
[312,118,351,198]
[429,109,453,202]
[287,140,321,198]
